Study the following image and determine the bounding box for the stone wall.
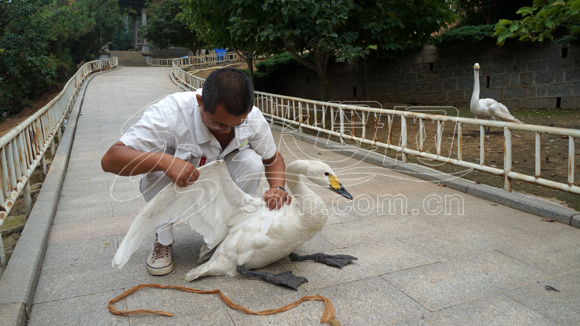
[151,48,191,58]
[258,40,580,110]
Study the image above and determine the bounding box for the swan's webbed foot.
[289,252,358,269]
[236,265,308,291]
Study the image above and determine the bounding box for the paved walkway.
[28,67,580,325]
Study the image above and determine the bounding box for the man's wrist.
[274,186,286,192]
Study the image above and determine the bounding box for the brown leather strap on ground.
[109,283,341,326]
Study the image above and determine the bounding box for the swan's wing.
[488,104,522,123]
[479,98,499,108]
[495,102,511,115]
[112,160,250,268]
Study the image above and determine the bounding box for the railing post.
[17,134,32,214]
[339,108,344,137]
[569,136,575,186]
[436,120,442,156]
[457,122,463,160]
[535,132,541,178]
[479,125,485,165]
[419,118,425,152]
[504,126,512,192]
[1,149,9,202]
[401,115,407,163]
[56,124,62,142]
[361,111,366,139]
[298,102,303,132]
[330,107,335,132]
[314,104,318,126]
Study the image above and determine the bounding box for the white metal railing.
[151,51,241,67]
[173,62,206,90]
[150,58,174,66]
[254,92,579,195]
[0,57,118,269]
[169,55,579,197]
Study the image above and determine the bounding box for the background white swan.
[113,160,355,290]
[471,63,522,131]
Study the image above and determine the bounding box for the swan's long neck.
[471,68,480,108]
[285,162,327,230]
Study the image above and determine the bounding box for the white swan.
[471,63,522,130]
[112,160,354,289]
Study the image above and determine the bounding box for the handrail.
[0,57,118,269]
[170,54,579,197]
[151,51,241,67]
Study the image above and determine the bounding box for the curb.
[271,124,580,226]
[0,66,121,326]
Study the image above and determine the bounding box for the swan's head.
[474,63,480,71]
[302,161,353,200]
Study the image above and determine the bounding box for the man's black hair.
[201,68,254,116]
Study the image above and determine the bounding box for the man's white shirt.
[119,89,277,202]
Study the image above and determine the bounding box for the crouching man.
[101,68,291,275]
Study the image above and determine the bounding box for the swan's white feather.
[113,159,340,284]
[112,161,250,268]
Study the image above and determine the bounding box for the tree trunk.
[244,52,255,89]
[279,36,330,101]
[356,56,369,101]
[314,49,330,101]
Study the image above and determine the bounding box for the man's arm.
[101,141,199,188]
[262,151,291,210]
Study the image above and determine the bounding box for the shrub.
[253,53,307,79]
[435,25,496,46]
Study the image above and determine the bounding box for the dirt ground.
[191,63,580,211]
[0,84,65,137]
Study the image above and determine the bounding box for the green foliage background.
[0,0,123,116]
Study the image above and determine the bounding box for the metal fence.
[150,58,174,66]
[169,55,579,197]
[0,57,118,269]
[151,51,241,67]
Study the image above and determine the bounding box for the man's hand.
[161,154,199,188]
[262,187,291,211]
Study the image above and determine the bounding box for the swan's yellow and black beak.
[328,175,353,200]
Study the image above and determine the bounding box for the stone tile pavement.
[27,67,580,325]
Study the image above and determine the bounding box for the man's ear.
[196,94,203,108]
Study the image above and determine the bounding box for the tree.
[65,0,123,63]
[455,0,534,25]
[0,0,58,114]
[0,0,124,115]
[143,0,202,54]
[227,0,360,101]
[494,0,580,45]
[347,0,457,100]
[179,0,278,88]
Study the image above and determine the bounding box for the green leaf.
[571,0,580,11]
[497,31,512,44]
[516,7,533,16]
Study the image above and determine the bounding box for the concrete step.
[109,51,149,67]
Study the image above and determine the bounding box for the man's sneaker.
[146,239,173,276]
